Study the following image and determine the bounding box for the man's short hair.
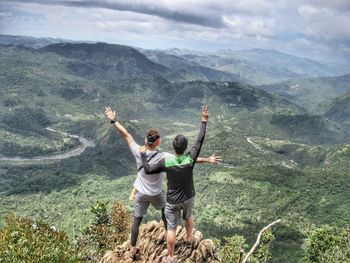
[173,134,188,155]
[146,129,160,145]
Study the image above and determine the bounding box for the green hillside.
[1,42,350,262]
[258,74,350,113]
[3,34,349,85]
[140,49,242,82]
[325,92,350,124]
[40,42,170,80]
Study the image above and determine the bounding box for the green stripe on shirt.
[165,155,193,168]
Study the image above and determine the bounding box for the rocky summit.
[100,221,220,263]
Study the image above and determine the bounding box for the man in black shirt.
[141,106,210,263]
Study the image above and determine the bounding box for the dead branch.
[241,219,281,263]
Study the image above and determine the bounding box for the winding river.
[0,127,95,162]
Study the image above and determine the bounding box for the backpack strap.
[138,152,158,171]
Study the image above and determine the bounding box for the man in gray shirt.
[104,106,221,259]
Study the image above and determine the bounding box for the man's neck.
[147,146,158,151]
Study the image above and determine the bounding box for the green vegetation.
[0,213,79,263]
[305,225,350,263]
[0,200,130,263]
[215,229,276,263]
[0,42,349,262]
[77,201,131,261]
[141,49,241,82]
[325,92,350,133]
[259,74,350,113]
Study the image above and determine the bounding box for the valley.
[0,35,349,263]
[0,127,95,162]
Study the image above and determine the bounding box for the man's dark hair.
[146,129,160,145]
[173,134,188,155]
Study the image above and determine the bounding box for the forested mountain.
[1,40,350,262]
[2,34,349,85]
[258,74,350,112]
[0,34,66,48]
[40,43,169,80]
[325,92,350,124]
[140,49,242,82]
[163,48,350,85]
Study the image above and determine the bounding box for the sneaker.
[161,255,177,263]
[184,239,193,249]
[129,246,140,260]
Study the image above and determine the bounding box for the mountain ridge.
[2,34,350,85]
[258,73,350,112]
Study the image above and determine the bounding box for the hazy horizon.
[2,33,349,66]
[1,0,350,63]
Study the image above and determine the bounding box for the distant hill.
[40,43,170,80]
[325,93,350,124]
[0,44,346,146]
[163,48,350,85]
[140,49,241,82]
[258,74,350,112]
[3,34,349,85]
[270,114,346,144]
[2,44,347,147]
[0,34,70,48]
[40,42,245,83]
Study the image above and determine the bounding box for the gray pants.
[165,197,195,230]
[133,190,166,218]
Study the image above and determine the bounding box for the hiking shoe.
[184,239,193,249]
[161,255,177,263]
[129,246,140,260]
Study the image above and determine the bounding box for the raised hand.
[208,154,223,165]
[201,105,209,122]
[104,106,116,121]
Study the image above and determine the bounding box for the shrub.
[77,201,131,262]
[0,213,79,263]
[305,225,350,263]
[217,229,276,263]
[218,235,248,262]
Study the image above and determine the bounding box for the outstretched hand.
[104,107,116,121]
[201,105,209,122]
[208,154,223,165]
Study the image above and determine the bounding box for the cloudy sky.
[1,0,350,62]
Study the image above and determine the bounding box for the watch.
[110,119,117,124]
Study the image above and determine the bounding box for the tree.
[217,219,281,263]
[305,225,350,263]
[77,201,131,262]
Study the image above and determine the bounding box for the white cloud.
[0,0,349,61]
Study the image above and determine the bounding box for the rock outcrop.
[100,221,220,263]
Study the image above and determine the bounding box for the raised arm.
[140,152,166,174]
[104,106,135,146]
[188,105,209,161]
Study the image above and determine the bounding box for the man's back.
[164,154,195,204]
[129,142,170,196]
